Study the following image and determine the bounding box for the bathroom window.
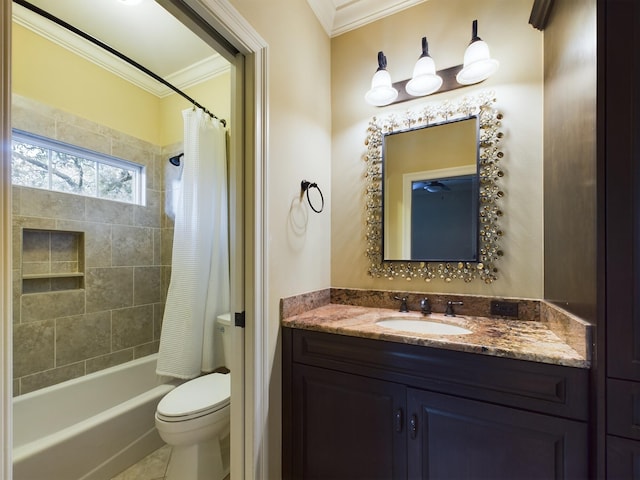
[11,129,145,205]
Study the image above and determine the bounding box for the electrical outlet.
[490,300,519,318]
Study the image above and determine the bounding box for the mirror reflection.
[383,116,479,261]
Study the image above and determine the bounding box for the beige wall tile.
[161,228,174,265]
[112,225,153,266]
[13,319,55,377]
[134,266,161,306]
[56,121,111,156]
[57,220,112,268]
[12,270,21,324]
[22,230,50,262]
[51,231,80,261]
[21,290,85,322]
[153,302,164,341]
[134,341,160,358]
[86,349,134,374]
[56,312,111,366]
[12,95,56,138]
[134,189,161,228]
[153,228,162,266]
[112,305,154,350]
[20,188,86,220]
[86,267,133,312]
[85,197,134,225]
[20,362,85,395]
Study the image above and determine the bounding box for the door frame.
[0,0,270,478]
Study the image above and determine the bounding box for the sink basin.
[376,318,472,336]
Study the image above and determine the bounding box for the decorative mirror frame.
[364,91,504,283]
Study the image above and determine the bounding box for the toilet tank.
[216,313,232,370]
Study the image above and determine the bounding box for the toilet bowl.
[155,313,232,480]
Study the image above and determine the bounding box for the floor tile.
[110,444,171,480]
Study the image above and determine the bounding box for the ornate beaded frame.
[364,91,504,283]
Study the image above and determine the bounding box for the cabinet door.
[407,389,587,480]
[608,435,640,479]
[291,364,407,480]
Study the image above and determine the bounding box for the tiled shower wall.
[11,95,176,395]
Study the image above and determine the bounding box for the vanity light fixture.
[405,37,443,97]
[364,52,399,106]
[365,19,499,107]
[456,20,500,85]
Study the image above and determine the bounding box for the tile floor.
[110,444,172,480]
[110,445,231,480]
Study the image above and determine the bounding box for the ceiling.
[12,0,421,96]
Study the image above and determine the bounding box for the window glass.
[11,130,144,205]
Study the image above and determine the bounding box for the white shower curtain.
[156,108,230,379]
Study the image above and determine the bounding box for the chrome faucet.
[445,301,464,317]
[420,298,431,315]
[394,296,409,312]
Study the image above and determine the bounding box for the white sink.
[376,318,472,336]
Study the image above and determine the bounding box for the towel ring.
[300,180,324,213]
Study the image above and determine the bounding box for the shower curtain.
[156,108,230,379]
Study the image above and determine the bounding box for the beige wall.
[331,0,544,298]
[226,0,332,478]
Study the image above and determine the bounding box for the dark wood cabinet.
[607,435,640,479]
[407,389,587,479]
[291,364,406,479]
[603,1,640,476]
[283,328,589,480]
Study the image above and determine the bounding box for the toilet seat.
[157,373,230,422]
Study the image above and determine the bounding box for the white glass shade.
[456,40,499,85]
[365,69,399,106]
[406,55,443,96]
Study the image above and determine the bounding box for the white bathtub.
[13,354,176,480]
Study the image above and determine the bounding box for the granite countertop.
[282,303,590,369]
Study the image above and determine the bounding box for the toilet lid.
[157,373,230,420]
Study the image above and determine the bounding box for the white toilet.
[155,313,232,480]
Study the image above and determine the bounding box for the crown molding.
[306,0,335,37]
[308,0,426,37]
[12,2,229,98]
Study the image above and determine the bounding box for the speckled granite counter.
[282,302,591,369]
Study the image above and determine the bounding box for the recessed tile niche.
[22,228,85,293]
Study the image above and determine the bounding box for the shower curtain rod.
[14,0,227,127]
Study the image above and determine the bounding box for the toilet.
[155,313,232,480]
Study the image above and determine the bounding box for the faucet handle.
[445,301,464,317]
[393,295,409,312]
[420,298,431,315]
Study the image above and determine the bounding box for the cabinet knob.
[395,409,403,433]
[410,414,418,439]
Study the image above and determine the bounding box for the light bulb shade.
[365,69,398,106]
[406,56,442,96]
[456,40,499,85]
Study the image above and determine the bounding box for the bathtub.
[13,354,177,480]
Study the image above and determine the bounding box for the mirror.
[364,92,504,283]
[383,116,479,261]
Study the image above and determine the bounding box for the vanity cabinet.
[282,328,589,480]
